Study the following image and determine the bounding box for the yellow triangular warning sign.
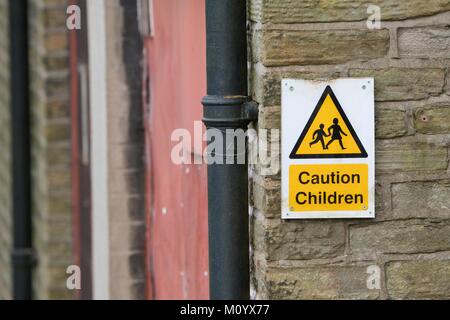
[290,86,367,159]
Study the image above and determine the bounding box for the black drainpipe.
[202,0,257,299]
[10,0,33,300]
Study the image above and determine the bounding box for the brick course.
[105,0,146,299]
[29,0,74,299]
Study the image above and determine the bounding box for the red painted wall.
[144,0,209,299]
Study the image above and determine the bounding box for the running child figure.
[326,118,347,150]
[309,124,329,150]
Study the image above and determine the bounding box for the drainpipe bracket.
[11,248,37,269]
[202,95,258,128]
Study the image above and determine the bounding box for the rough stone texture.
[250,0,450,301]
[391,180,450,219]
[376,139,448,173]
[250,0,450,24]
[398,27,450,58]
[266,265,380,299]
[446,72,450,95]
[349,68,446,101]
[375,108,408,138]
[29,0,74,300]
[258,106,280,129]
[0,0,12,300]
[261,29,389,66]
[387,260,450,299]
[252,69,341,106]
[256,218,346,260]
[414,103,450,134]
[350,220,450,255]
[253,177,280,218]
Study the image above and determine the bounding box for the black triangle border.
[289,85,368,159]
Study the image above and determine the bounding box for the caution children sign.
[289,86,367,159]
[281,79,375,219]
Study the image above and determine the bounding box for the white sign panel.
[281,79,375,219]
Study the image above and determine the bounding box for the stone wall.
[249,0,450,299]
[105,0,147,299]
[0,0,12,300]
[29,0,74,299]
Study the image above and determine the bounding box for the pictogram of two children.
[309,118,347,150]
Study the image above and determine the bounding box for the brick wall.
[250,1,450,299]
[105,0,146,299]
[29,0,74,299]
[0,0,12,300]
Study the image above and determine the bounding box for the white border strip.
[87,0,110,300]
